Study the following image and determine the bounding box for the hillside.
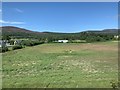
[1,26,45,34]
[0,26,47,38]
[0,26,118,40]
[1,26,118,34]
[84,29,118,34]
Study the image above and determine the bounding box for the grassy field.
[2,41,118,88]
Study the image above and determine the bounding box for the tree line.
[1,31,118,43]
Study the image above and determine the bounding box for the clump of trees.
[1,35,11,41]
[86,36,106,43]
[21,40,44,46]
[80,32,114,43]
[12,45,23,50]
[11,40,44,50]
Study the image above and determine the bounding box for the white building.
[58,40,68,43]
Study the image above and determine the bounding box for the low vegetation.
[2,41,118,88]
[12,45,23,50]
[0,46,8,53]
[21,40,44,46]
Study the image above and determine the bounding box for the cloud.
[0,20,25,24]
[15,8,23,13]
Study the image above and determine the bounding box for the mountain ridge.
[1,26,118,35]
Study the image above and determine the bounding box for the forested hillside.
[1,26,118,42]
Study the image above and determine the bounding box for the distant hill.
[1,26,118,34]
[0,26,47,38]
[1,26,44,34]
[84,29,118,34]
[0,26,118,39]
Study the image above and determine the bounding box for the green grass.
[2,41,118,88]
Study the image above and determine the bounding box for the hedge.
[12,45,23,50]
[21,40,44,46]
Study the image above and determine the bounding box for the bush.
[21,40,32,46]
[12,45,23,50]
[0,46,8,53]
[21,40,44,46]
[9,40,14,45]
[32,40,44,45]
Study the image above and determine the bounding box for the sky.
[1,2,118,33]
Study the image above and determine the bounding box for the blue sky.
[1,2,118,33]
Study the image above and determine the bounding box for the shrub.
[21,40,44,46]
[9,40,14,45]
[32,41,44,45]
[21,40,32,46]
[0,46,8,53]
[12,45,23,50]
